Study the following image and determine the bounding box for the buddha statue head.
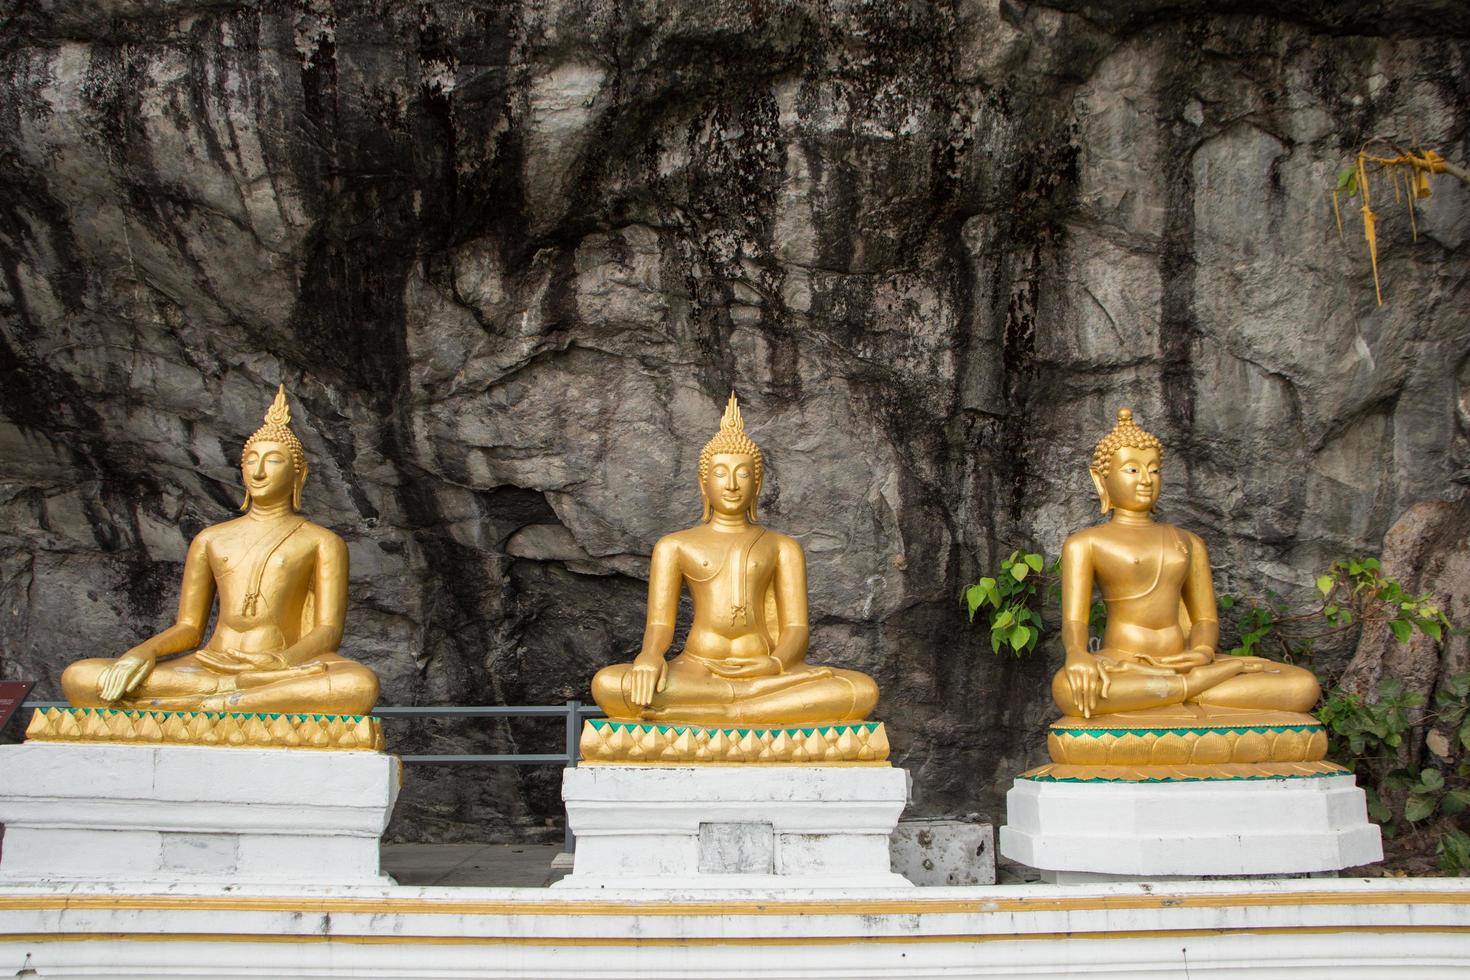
[698,392,763,523]
[240,385,310,512]
[1088,407,1164,515]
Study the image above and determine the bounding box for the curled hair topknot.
[1091,406,1163,476]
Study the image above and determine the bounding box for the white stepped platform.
[0,878,1467,977]
[557,764,912,888]
[0,742,400,887]
[1000,773,1383,881]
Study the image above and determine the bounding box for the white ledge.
[0,878,1467,978]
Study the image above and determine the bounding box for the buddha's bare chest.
[208,532,315,598]
[680,534,778,594]
[1091,528,1188,598]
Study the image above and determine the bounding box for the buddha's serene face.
[1101,446,1161,513]
[704,452,758,519]
[242,440,298,505]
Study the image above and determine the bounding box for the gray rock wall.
[1,1,1467,840]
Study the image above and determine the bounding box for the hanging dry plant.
[1332,139,1469,305]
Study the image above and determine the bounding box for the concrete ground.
[382,843,568,887]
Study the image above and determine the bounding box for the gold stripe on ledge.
[4,889,1470,919]
[24,706,384,752]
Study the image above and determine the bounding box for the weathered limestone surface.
[1,2,1467,840]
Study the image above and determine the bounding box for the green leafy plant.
[1317,671,1470,873]
[1217,591,1286,658]
[963,551,1048,656]
[962,550,1107,657]
[1218,557,1450,665]
[1439,829,1470,874]
[1224,558,1461,870]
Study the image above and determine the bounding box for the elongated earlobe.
[240,490,251,513]
[701,488,712,523]
[1088,466,1111,515]
[292,465,308,512]
[747,478,761,524]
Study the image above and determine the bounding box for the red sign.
[0,681,34,731]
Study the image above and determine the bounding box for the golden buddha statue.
[57,387,379,718]
[592,393,878,725]
[1035,408,1331,778]
[580,394,886,764]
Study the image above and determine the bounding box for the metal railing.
[18,699,605,852]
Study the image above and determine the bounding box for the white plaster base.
[3,877,1469,978]
[557,765,912,888]
[0,742,400,887]
[1000,774,1383,878]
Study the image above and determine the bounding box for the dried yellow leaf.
[1407,174,1419,242]
[1358,155,1383,305]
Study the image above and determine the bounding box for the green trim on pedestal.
[1052,723,1322,739]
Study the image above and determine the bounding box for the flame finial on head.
[698,391,764,522]
[720,391,744,434]
[263,386,292,428]
[1090,406,1163,477]
[240,384,310,510]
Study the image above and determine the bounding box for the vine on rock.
[1218,557,1449,666]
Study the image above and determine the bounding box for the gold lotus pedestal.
[25,706,386,751]
[1030,708,1338,782]
[578,719,890,765]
